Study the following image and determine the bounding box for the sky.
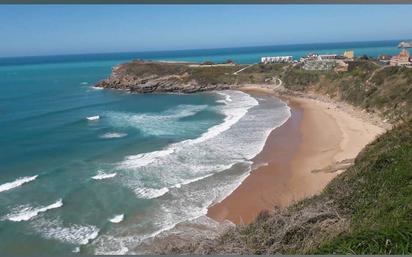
[0,5,412,57]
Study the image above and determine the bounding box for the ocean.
[0,40,401,254]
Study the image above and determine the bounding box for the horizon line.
[0,38,408,60]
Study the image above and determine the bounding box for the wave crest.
[92,171,117,180]
[105,104,207,136]
[100,132,127,139]
[109,214,124,223]
[31,218,99,245]
[134,187,169,199]
[3,199,63,222]
[0,175,38,193]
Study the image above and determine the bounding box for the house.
[343,50,354,60]
[318,54,337,60]
[390,49,411,66]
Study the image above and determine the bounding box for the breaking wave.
[31,218,99,245]
[2,199,63,222]
[91,171,117,180]
[109,214,124,223]
[0,175,38,193]
[134,187,169,199]
[104,104,207,136]
[100,132,127,139]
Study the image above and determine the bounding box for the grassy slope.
[282,61,412,122]
[311,120,412,254]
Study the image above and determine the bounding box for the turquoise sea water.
[0,40,402,255]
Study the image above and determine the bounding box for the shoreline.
[207,87,386,225]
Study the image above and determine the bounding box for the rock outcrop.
[94,61,234,93]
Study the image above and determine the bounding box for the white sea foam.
[86,115,100,121]
[118,92,256,170]
[173,173,214,189]
[134,187,169,199]
[216,91,232,102]
[80,82,88,85]
[92,171,117,180]
[100,132,127,139]
[3,199,63,222]
[109,214,124,223]
[105,104,207,136]
[32,218,99,245]
[72,247,80,253]
[0,175,38,193]
[121,149,174,169]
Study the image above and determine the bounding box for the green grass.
[314,228,412,254]
[311,120,412,254]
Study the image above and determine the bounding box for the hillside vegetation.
[282,61,412,122]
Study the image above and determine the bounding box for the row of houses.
[260,41,412,71]
[261,50,354,71]
[300,51,354,71]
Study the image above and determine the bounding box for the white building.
[261,56,293,64]
[318,54,337,60]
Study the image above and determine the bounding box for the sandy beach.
[207,88,386,225]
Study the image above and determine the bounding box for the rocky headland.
[94,61,242,93]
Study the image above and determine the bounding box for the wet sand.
[207,89,385,225]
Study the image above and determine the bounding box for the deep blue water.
[0,40,403,66]
[0,40,402,255]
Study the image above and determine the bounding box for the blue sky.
[0,5,411,57]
